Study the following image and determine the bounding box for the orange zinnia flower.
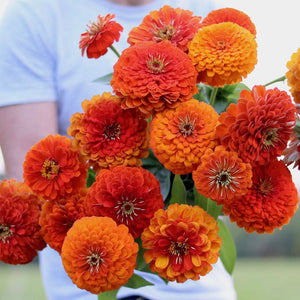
[39,189,87,253]
[128,5,202,52]
[286,47,300,103]
[0,179,46,264]
[201,7,256,36]
[216,85,297,166]
[111,41,198,115]
[23,134,88,201]
[85,166,164,238]
[61,216,138,294]
[68,93,149,171]
[141,204,222,283]
[222,160,299,234]
[188,22,257,87]
[193,146,252,205]
[79,14,123,59]
[150,99,219,174]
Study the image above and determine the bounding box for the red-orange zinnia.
[0,179,46,264]
[286,47,300,103]
[188,22,257,87]
[79,14,123,59]
[222,160,299,234]
[61,216,138,294]
[111,40,198,115]
[216,85,297,166]
[128,5,202,52]
[68,93,149,171]
[85,165,164,238]
[141,203,222,283]
[23,134,88,201]
[150,99,219,174]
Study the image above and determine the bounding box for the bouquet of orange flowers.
[1,5,300,299]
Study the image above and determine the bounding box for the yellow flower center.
[169,241,189,256]
[263,129,278,147]
[116,196,144,225]
[216,170,232,187]
[0,224,13,243]
[41,159,60,180]
[103,122,121,140]
[153,24,176,41]
[178,115,196,136]
[86,250,104,273]
[216,40,226,50]
[146,54,168,74]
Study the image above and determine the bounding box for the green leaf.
[86,168,96,188]
[135,237,153,274]
[193,187,208,211]
[169,174,187,205]
[124,273,154,289]
[207,198,223,220]
[217,219,236,275]
[98,288,119,300]
[93,72,113,84]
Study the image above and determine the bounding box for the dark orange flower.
[222,160,299,234]
[128,5,202,52]
[216,85,297,166]
[68,93,149,170]
[286,48,300,103]
[39,189,87,253]
[23,134,88,201]
[188,22,257,87]
[141,204,221,283]
[0,179,46,264]
[85,166,164,238]
[201,7,256,36]
[193,146,252,205]
[79,14,123,59]
[61,216,138,294]
[150,99,219,174]
[111,41,198,115]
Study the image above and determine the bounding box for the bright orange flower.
[85,166,164,238]
[79,14,123,59]
[141,204,221,283]
[201,7,256,36]
[216,85,297,166]
[0,179,46,264]
[39,189,87,253]
[150,99,219,174]
[68,93,149,171]
[222,160,299,234]
[128,5,202,52]
[286,48,300,103]
[193,146,252,205]
[23,134,88,201]
[61,216,138,294]
[111,41,198,115]
[188,22,257,87]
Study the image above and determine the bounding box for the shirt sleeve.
[0,0,57,107]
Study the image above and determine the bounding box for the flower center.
[0,224,13,243]
[216,170,232,187]
[86,250,103,273]
[169,241,189,257]
[216,40,226,50]
[178,115,196,136]
[146,54,168,74]
[263,129,278,147]
[41,159,60,180]
[116,196,144,225]
[153,25,176,41]
[103,122,121,140]
[259,179,273,195]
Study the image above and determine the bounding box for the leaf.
[217,219,236,275]
[124,273,154,289]
[86,168,96,188]
[169,174,187,205]
[98,288,119,300]
[193,187,208,211]
[135,237,154,274]
[207,198,223,220]
[93,72,113,84]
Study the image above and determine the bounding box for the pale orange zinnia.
[286,47,300,103]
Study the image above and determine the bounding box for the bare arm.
[0,102,58,180]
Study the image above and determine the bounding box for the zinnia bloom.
[79,14,123,59]
[0,179,46,264]
[68,93,149,171]
[39,189,87,253]
[111,40,198,115]
[61,216,138,294]
[283,131,300,169]
[141,204,222,283]
[85,165,164,238]
[216,85,297,166]
[201,7,256,36]
[150,99,219,174]
[222,160,299,234]
[193,146,252,205]
[188,22,257,87]
[286,47,300,103]
[23,134,88,201]
[128,5,202,52]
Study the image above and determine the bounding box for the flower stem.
[109,45,121,58]
[264,75,286,87]
[209,87,218,107]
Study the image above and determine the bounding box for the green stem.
[264,75,286,87]
[209,87,218,107]
[109,45,121,58]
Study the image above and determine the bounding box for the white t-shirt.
[0,0,236,299]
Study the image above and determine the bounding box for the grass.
[1,257,300,300]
